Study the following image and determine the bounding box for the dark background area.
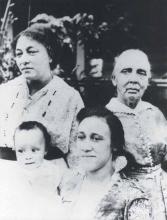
[1,0,167,75]
[0,0,165,78]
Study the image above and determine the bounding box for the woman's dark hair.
[77,107,125,160]
[14,121,51,152]
[12,23,62,70]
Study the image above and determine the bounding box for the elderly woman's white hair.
[112,49,151,78]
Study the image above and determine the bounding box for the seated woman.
[59,107,152,220]
[0,121,67,220]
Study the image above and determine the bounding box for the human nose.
[25,151,32,160]
[81,139,93,152]
[16,53,30,67]
[128,70,139,83]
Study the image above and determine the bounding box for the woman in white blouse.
[0,23,84,166]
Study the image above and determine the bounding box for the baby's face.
[15,128,46,170]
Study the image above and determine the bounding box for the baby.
[14,121,67,188]
[15,120,52,170]
[0,121,67,220]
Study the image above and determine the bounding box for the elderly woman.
[0,24,84,166]
[59,107,152,220]
[106,49,167,219]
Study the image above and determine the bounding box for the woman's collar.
[106,97,153,114]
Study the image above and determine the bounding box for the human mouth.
[126,88,140,93]
[25,162,35,165]
[81,155,96,158]
[21,67,33,72]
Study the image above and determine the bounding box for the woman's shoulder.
[98,174,147,206]
[141,101,167,127]
[50,76,83,104]
[52,76,77,94]
[96,174,151,220]
[140,100,162,113]
[106,173,146,200]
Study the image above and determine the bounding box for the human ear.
[111,74,117,87]
[114,156,127,172]
[148,75,152,85]
[49,58,52,64]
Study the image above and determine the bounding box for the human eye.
[77,133,85,141]
[28,48,38,55]
[137,69,147,76]
[91,134,103,142]
[120,68,132,74]
[32,148,40,152]
[17,148,24,153]
[15,50,23,57]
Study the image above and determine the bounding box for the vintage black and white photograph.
[0,0,167,219]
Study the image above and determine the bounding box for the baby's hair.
[14,121,51,152]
